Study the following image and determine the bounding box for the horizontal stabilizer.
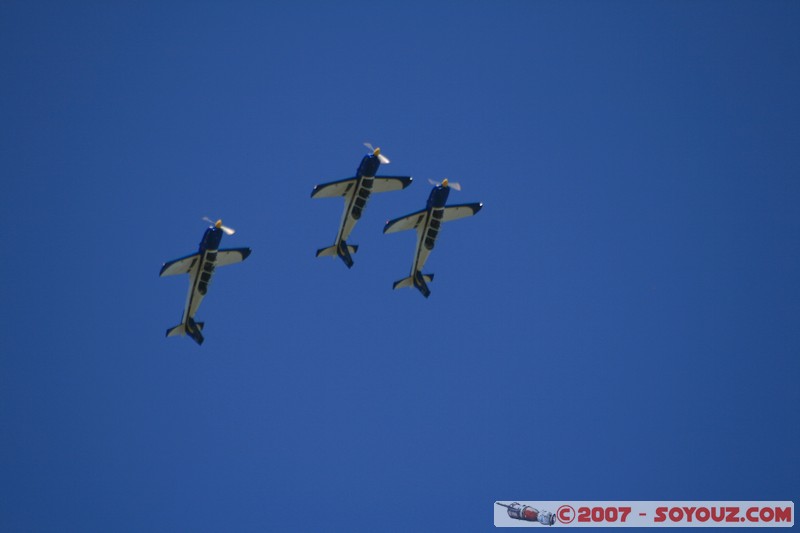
[166,320,205,345]
[393,272,433,298]
[393,276,413,289]
[392,273,433,290]
[316,245,337,257]
[316,243,358,257]
[166,324,185,337]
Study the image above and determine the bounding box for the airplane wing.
[383,208,427,234]
[160,253,200,277]
[372,176,413,193]
[441,202,483,223]
[215,248,252,267]
[310,177,357,199]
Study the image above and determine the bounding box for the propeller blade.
[428,179,461,191]
[202,216,235,235]
[364,142,390,163]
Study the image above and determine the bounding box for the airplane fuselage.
[410,185,451,279]
[336,154,381,242]
[357,153,381,179]
[181,226,223,325]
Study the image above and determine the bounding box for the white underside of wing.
[311,178,357,199]
[160,253,200,277]
[441,203,483,223]
[371,176,412,193]
[384,208,427,234]
[215,249,250,267]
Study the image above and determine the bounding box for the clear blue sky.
[1,2,798,531]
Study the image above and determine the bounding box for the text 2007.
[577,506,632,523]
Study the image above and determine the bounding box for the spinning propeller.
[202,217,236,235]
[364,142,390,164]
[428,178,461,191]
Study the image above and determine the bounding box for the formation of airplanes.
[161,143,482,345]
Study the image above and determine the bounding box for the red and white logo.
[494,501,794,527]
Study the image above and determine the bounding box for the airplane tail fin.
[315,241,358,269]
[186,319,205,345]
[165,319,205,345]
[393,272,433,298]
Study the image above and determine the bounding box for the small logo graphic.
[494,501,793,527]
[557,504,576,524]
[496,502,556,526]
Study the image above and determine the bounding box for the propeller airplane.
[311,143,412,268]
[383,179,482,298]
[159,218,251,345]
